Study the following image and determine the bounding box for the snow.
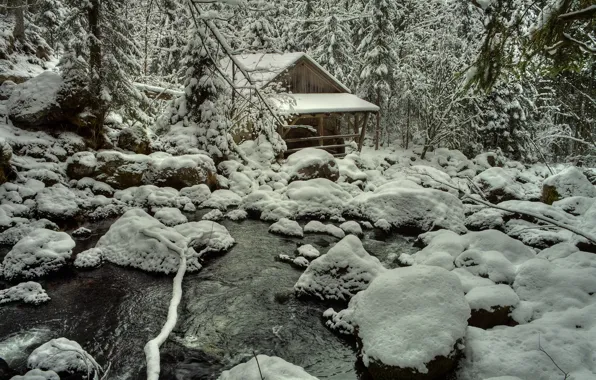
[294,235,385,302]
[286,179,352,218]
[0,281,50,305]
[154,207,188,226]
[269,218,303,237]
[228,171,255,196]
[10,369,60,380]
[174,221,235,254]
[297,244,320,260]
[35,184,80,220]
[71,227,91,237]
[273,93,380,114]
[465,284,520,311]
[225,209,248,221]
[455,249,517,284]
[179,184,211,205]
[339,221,363,236]
[0,219,58,245]
[202,209,224,221]
[2,229,75,281]
[96,209,200,274]
[345,266,470,372]
[543,166,596,199]
[452,268,496,293]
[201,189,242,210]
[217,355,319,380]
[6,71,62,123]
[348,181,466,233]
[283,148,338,182]
[472,167,525,201]
[74,248,103,269]
[27,338,99,375]
[303,221,345,238]
[293,256,309,268]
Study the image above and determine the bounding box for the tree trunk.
[87,0,105,144]
[12,0,25,43]
[375,88,380,150]
[405,98,410,149]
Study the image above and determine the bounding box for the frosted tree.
[239,0,280,52]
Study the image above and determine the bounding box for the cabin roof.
[221,52,351,93]
[272,93,380,114]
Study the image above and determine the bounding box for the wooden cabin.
[224,53,379,156]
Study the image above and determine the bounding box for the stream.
[0,214,416,379]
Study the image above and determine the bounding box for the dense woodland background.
[1,0,595,163]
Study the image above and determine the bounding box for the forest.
[0,0,595,380]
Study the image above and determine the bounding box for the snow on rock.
[293,256,309,268]
[202,209,224,221]
[71,227,91,237]
[348,181,466,234]
[225,209,247,221]
[455,249,517,284]
[451,268,496,293]
[337,154,367,183]
[343,266,470,377]
[294,235,385,302]
[201,189,242,210]
[0,281,50,305]
[466,284,519,312]
[96,209,201,274]
[35,184,80,221]
[115,185,183,210]
[542,166,596,204]
[10,369,60,380]
[284,148,339,182]
[286,179,352,219]
[228,171,255,196]
[269,218,303,237]
[552,196,595,216]
[65,152,97,180]
[183,202,196,212]
[0,219,58,245]
[27,338,98,377]
[7,71,62,126]
[297,244,320,260]
[143,152,217,190]
[174,221,235,255]
[2,229,75,281]
[473,167,525,203]
[154,207,188,226]
[339,221,363,236]
[73,248,102,269]
[75,177,114,197]
[304,221,345,239]
[179,184,211,206]
[217,355,319,380]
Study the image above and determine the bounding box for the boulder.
[217,355,318,380]
[340,266,470,380]
[0,80,16,100]
[9,369,59,380]
[473,167,525,203]
[0,358,18,380]
[66,152,97,180]
[117,124,152,154]
[94,151,149,189]
[284,148,339,182]
[0,281,50,305]
[541,166,596,204]
[269,218,303,237]
[0,138,14,184]
[143,153,217,190]
[465,285,519,329]
[27,338,98,379]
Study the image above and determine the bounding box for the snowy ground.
[1,91,596,379]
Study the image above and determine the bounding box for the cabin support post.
[318,115,324,146]
[359,112,370,151]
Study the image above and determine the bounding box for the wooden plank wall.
[279,58,345,94]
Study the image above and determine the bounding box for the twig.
[538,334,570,380]
[253,351,265,380]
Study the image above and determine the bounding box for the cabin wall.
[279,58,345,94]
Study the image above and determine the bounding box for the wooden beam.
[286,143,352,153]
[318,115,324,146]
[358,112,371,152]
[284,133,360,143]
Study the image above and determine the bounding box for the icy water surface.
[0,216,415,379]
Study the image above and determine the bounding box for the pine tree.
[239,0,279,53]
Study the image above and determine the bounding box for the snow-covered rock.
[143,152,217,190]
[339,221,363,236]
[542,166,596,204]
[337,154,367,183]
[293,256,309,268]
[0,281,50,305]
[27,338,98,378]
[202,209,224,221]
[201,189,242,210]
[7,71,63,127]
[71,226,92,237]
[10,369,60,380]
[269,218,303,237]
[303,220,345,238]
[96,209,200,274]
[466,285,519,329]
[35,184,80,221]
[2,229,75,281]
[286,178,351,218]
[117,124,151,154]
[294,235,385,302]
[342,266,470,378]
[174,221,235,255]
[66,152,97,180]
[297,244,320,260]
[228,171,255,196]
[0,219,58,245]
[153,207,188,226]
[473,167,525,203]
[284,148,339,183]
[225,209,247,221]
[179,184,211,206]
[73,248,103,269]
[217,355,318,380]
[348,181,466,234]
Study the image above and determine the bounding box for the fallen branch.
[538,334,570,380]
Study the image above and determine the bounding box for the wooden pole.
[318,115,324,146]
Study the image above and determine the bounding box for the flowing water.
[0,215,416,379]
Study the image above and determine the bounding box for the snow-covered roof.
[273,93,380,114]
[221,52,351,93]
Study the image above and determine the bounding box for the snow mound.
[345,266,470,373]
[27,338,98,376]
[217,355,319,380]
[297,244,320,260]
[269,218,303,237]
[2,229,75,281]
[0,219,58,245]
[452,268,496,293]
[35,184,80,220]
[0,281,50,305]
[284,148,339,182]
[304,221,345,238]
[542,166,596,203]
[201,189,242,210]
[154,207,188,226]
[10,369,60,380]
[96,209,200,274]
[339,221,363,236]
[348,182,466,233]
[293,256,309,268]
[455,249,517,284]
[228,171,255,196]
[294,235,385,302]
[286,179,352,218]
[174,221,235,254]
[202,209,224,221]
[225,209,247,221]
[74,248,103,269]
[473,167,525,202]
[179,184,211,205]
[7,71,62,125]
[465,284,519,311]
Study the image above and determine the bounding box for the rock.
[293,256,309,268]
[0,358,18,380]
[201,209,224,221]
[541,166,596,205]
[304,221,345,239]
[473,167,525,203]
[0,281,50,305]
[217,355,318,380]
[0,80,16,100]
[35,184,80,221]
[74,248,103,269]
[284,148,339,182]
[118,124,152,154]
[9,369,59,380]
[339,221,363,236]
[297,244,320,260]
[294,235,385,302]
[94,151,149,189]
[0,138,14,184]
[27,338,98,379]
[269,218,303,237]
[174,221,235,255]
[465,285,519,329]
[2,229,75,281]
[154,207,188,226]
[143,153,217,190]
[66,152,97,180]
[340,266,470,380]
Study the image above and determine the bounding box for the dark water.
[0,214,415,379]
